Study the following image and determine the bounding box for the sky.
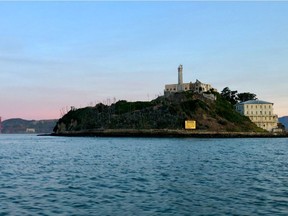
[0,1,287,120]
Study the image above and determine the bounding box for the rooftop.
[238,100,273,105]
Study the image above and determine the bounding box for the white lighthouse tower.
[177,64,183,91]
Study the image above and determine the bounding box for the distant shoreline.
[50,129,288,138]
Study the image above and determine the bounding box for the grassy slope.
[54,91,264,133]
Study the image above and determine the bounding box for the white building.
[235,100,279,132]
[164,65,216,96]
[26,128,36,133]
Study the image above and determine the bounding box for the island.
[52,91,287,138]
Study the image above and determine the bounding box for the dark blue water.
[0,135,288,215]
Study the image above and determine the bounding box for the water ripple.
[0,135,288,215]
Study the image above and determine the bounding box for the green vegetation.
[54,91,264,133]
[214,93,263,132]
[221,87,257,105]
[114,100,154,114]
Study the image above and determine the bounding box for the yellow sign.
[185,120,196,129]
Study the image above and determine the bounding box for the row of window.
[166,87,202,91]
[247,111,272,115]
[250,116,274,121]
[166,88,177,91]
[246,104,272,109]
[255,123,276,128]
[166,88,190,91]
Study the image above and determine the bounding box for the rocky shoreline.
[50,129,288,138]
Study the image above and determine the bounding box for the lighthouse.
[178,64,183,85]
[164,65,216,96]
[177,64,183,91]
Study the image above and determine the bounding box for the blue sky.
[0,1,287,120]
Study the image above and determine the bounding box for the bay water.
[0,135,288,215]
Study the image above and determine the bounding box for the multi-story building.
[164,65,216,96]
[235,100,279,132]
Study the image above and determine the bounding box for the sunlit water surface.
[0,135,288,215]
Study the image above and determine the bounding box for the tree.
[221,87,258,104]
[237,92,257,103]
[221,87,238,105]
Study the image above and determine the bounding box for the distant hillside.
[279,116,288,131]
[54,91,264,134]
[2,118,57,134]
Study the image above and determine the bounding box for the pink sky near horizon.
[2,78,287,121]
